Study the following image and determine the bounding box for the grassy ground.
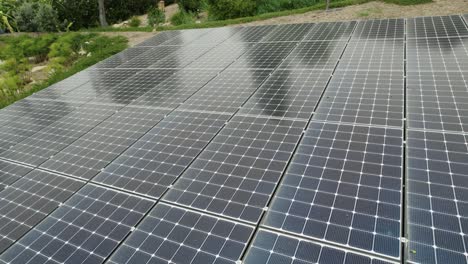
[0,33,128,109]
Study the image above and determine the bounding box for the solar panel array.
[0,14,468,264]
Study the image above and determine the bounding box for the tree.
[326,0,330,10]
[98,0,108,26]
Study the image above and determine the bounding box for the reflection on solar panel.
[1,14,468,264]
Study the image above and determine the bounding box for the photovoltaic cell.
[0,100,79,152]
[0,184,153,264]
[132,68,220,109]
[264,122,403,258]
[337,39,404,71]
[237,69,331,119]
[352,19,404,40]
[117,46,182,69]
[188,27,242,46]
[95,47,153,69]
[278,41,347,70]
[0,160,32,192]
[135,31,180,47]
[229,42,297,69]
[225,25,277,43]
[178,69,272,113]
[0,170,84,254]
[262,23,313,42]
[303,21,356,41]
[108,203,254,264]
[163,115,306,223]
[185,43,254,69]
[244,229,398,264]
[148,45,214,69]
[0,103,121,166]
[39,106,170,180]
[406,15,468,39]
[313,70,404,127]
[406,37,468,72]
[93,111,231,199]
[30,69,110,100]
[407,71,468,133]
[407,130,468,264]
[59,69,141,103]
[159,29,213,46]
[91,69,176,105]
[464,14,468,24]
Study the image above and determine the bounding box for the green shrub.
[148,7,166,27]
[207,0,256,20]
[129,16,141,27]
[256,0,321,14]
[170,10,195,26]
[178,0,204,13]
[14,2,60,32]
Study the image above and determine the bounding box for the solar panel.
[91,69,176,105]
[406,37,468,72]
[93,110,230,199]
[407,130,468,264]
[108,203,254,264]
[237,69,331,119]
[263,122,403,259]
[262,23,313,42]
[229,42,297,69]
[313,70,404,127]
[0,184,153,264]
[337,39,404,71]
[407,71,468,133]
[95,47,153,69]
[225,25,278,43]
[0,100,80,152]
[407,15,468,39]
[177,69,272,113]
[135,31,181,47]
[0,160,32,192]
[188,27,242,46]
[39,106,170,180]
[184,43,255,69]
[158,29,213,46]
[117,46,181,69]
[303,21,356,41]
[148,45,215,69]
[244,229,398,264]
[0,103,121,167]
[163,115,306,223]
[0,170,83,253]
[464,14,468,24]
[352,19,404,40]
[132,69,221,109]
[278,41,348,70]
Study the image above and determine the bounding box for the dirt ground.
[105,0,468,46]
[243,0,468,26]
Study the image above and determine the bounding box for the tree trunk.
[98,0,108,27]
[326,0,330,10]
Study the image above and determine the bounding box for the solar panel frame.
[108,202,255,264]
[0,184,154,264]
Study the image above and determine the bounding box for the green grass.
[0,34,128,109]
[382,0,432,5]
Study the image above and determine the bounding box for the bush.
[147,7,166,27]
[256,0,321,14]
[170,10,195,26]
[178,0,204,13]
[14,2,60,32]
[207,0,256,20]
[129,16,141,27]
